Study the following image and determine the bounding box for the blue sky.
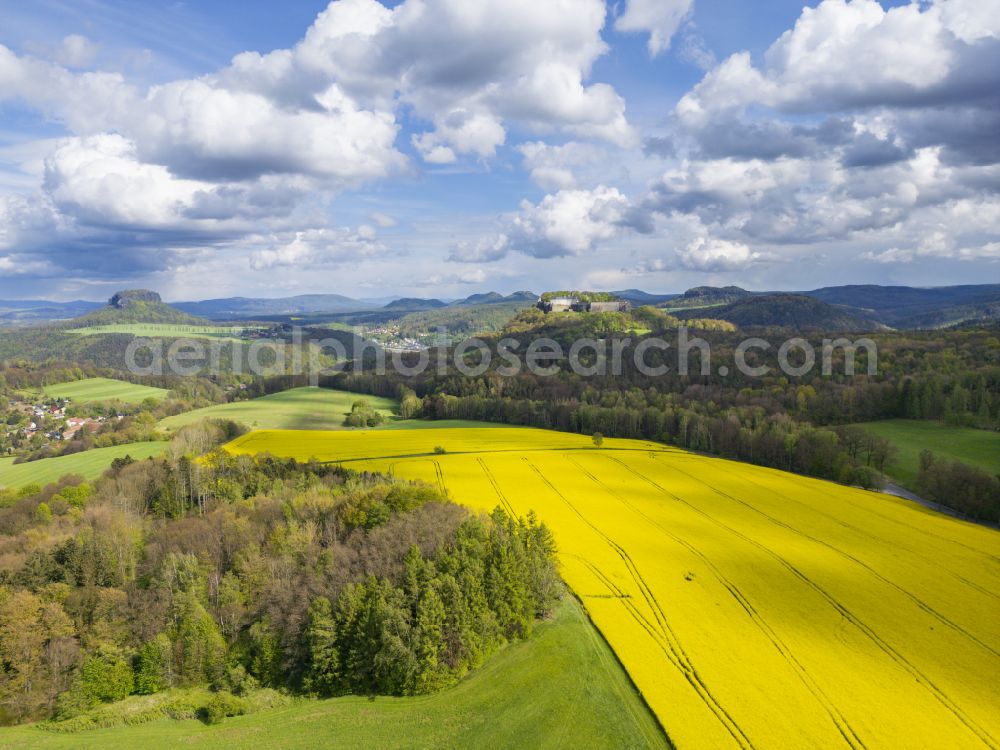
[0,0,997,301]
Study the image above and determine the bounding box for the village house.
[62,417,100,441]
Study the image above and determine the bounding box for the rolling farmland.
[158,387,398,432]
[0,442,167,489]
[226,427,1000,749]
[41,377,169,404]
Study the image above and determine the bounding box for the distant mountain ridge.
[657,283,1000,329]
[802,284,1000,328]
[3,283,999,330]
[0,299,102,326]
[453,291,537,306]
[173,294,368,319]
[674,293,881,332]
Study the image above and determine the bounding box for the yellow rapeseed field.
[225,427,1000,749]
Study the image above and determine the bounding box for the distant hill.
[801,284,1000,329]
[674,293,879,332]
[398,301,533,337]
[383,297,448,311]
[683,285,752,301]
[457,292,505,305]
[0,299,102,326]
[505,291,538,302]
[173,293,368,319]
[69,290,210,327]
[453,291,537,306]
[611,289,678,305]
[663,286,753,310]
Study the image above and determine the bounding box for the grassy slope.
[0,597,668,750]
[0,442,166,489]
[158,387,398,432]
[857,419,1000,487]
[42,377,169,404]
[68,324,254,341]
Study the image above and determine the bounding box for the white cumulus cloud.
[615,0,693,56]
[678,236,767,271]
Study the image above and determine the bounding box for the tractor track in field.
[711,461,1000,612]
[566,455,868,750]
[572,553,757,750]
[476,458,517,518]
[664,453,1000,601]
[947,574,1000,605]
[520,457,756,750]
[432,460,447,495]
[684,456,1000,603]
[675,460,1000,662]
[638,449,1000,566]
[606,454,999,749]
[772,468,1000,567]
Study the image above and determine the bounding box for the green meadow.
[857,419,1000,487]
[0,442,166,490]
[68,324,257,341]
[42,377,169,404]
[158,387,398,432]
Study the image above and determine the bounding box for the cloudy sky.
[0,0,998,301]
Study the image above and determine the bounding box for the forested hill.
[660,283,1000,329]
[383,297,448,311]
[674,294,880,332]
[804,284,1000,329]
[64,290,211,328]
[665,285,752,309]
[454,291,537,306]
[172,293,365,318]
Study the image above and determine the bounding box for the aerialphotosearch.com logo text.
[124,327,878,382]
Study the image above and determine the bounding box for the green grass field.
[42,378,169,404]
[0,597,667,750]
[857,419,1000,487]
[158,387,399,432]
[68,324,259,341]
[0,442,166,490]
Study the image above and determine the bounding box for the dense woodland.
[0,429,559,725]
